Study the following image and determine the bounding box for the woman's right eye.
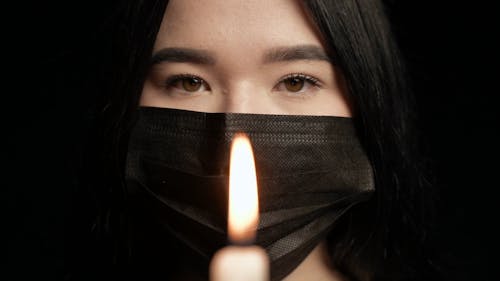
[165,74,210,93]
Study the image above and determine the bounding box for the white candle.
[209,134,270,281]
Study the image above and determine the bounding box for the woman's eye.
[275,74,321,94]
[166,75,210,93]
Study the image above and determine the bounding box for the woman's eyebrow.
[151,48,216,65]
[150,45,331,65]
[262,45,331,63]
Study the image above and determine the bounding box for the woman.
[70,0,441,280]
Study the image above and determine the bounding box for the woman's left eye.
[274,74,322,94]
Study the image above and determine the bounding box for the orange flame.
[228,133,259,243]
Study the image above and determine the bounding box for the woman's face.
[141,0,351,116]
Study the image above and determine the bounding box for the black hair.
[73,0,441,280]
[68,1,168,279]
[303,1,439,280]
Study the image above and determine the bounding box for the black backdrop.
[5,1,498,280]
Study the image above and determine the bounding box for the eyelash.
[163,72,323,92]
[277,73,322,88]
[164,74,211,90]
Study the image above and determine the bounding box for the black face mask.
[125,107,374,281]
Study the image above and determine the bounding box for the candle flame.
[228,133,259,243]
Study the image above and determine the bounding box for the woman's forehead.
[154,0,325,56]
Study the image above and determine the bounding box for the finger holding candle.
[209,133,269,281]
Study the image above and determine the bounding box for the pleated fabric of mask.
[125,107,375,280]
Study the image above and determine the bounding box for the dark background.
[6,1,498,280]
